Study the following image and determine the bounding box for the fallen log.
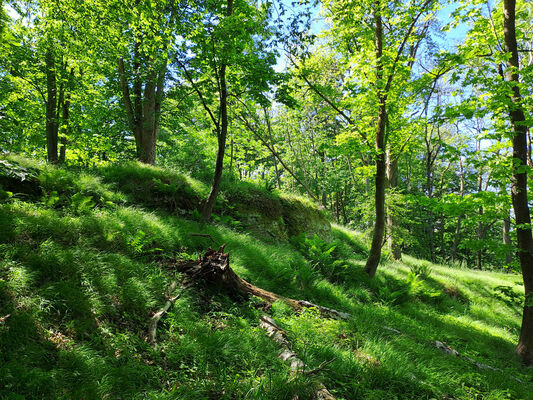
[175,246,351,320]
[259,315,336,400]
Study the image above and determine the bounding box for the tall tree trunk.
[201,65,228,221]
[425,129,435,262]
[141,69,157,164]
[118,57,142,154]
[45,47,58,164]
[117,57,166,164]
[202,0,233,222]
[364,4,386,278]
[229,133,234,178]
[386,148,401,260]
[476,168,484,270]
[503,0,533,365]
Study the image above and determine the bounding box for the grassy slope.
[0,156,531,400]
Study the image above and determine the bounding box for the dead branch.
[304,358,336,376]
[148,281,181,344]
[259,315,336,400]
[384,326,525,383]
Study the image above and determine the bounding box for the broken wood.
[259,315,336,400]
[384,326,525,383]
[175,246,351,320]
[148,280,181,344]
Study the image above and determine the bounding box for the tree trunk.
[425,129,435,262]
[201,68,227,222]
[386,148,401,260]
[342,185,349,225]
[117,55,166,165]
[477,170,484,270]
[45,47,58,164]
[364,4,386,278]
[503,0,533,365]
[451,215,462,263]
[201,0,233,222]
[118,57,142,155]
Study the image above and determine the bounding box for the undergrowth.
[0,156,531,399]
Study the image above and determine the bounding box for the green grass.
[0,156,531,399]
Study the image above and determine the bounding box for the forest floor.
[0,155,531,399]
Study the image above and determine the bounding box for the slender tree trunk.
[264,108,281,189]
[365,4,386,278]
[335,192,340,223]
[342,185,348,225]
[229,133,234,178]
[45,47,58,164]
[406,157,411,192]
[477,169,484,270]
[202,0,233,222]
[451,216,462,263]
[425,132,435,262]
[386,148,401,260]
[503,0,533,365]
[141,70,157,164]
[202,66,228,221]
[118,57,142,153]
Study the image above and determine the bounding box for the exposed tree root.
[259,315,336,400]
[175,246,351,320]
[150,246,350,345]
[148,246,343,397]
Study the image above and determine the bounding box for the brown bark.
[117,55,166,164]
[45,47,58,164]
[503,0,533,365]
[365,3,387,278]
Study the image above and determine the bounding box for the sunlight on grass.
[0,158,531,399]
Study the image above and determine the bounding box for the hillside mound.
[0,158,331,242]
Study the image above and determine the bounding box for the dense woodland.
[1,0,533,398]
